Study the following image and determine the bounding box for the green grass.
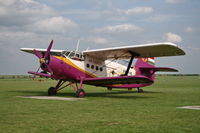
[0,76,200,133]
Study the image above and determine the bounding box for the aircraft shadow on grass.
[10,89,161,99]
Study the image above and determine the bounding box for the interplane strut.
[124,51,139,76]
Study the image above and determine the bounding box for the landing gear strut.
[75,79,86,97]
[48,80,72,96]
[47,79,86,97]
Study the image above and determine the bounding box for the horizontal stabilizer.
[83,75,153,86]
[140,67,178,72]
[28,71,52,78]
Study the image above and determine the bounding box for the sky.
[0,0,199,75]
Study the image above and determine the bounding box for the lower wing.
[28,71,52,78]
[83,75,153,86]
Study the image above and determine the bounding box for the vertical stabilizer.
[133,57,155,80]
[135,57,155,68]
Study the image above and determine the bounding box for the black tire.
[75,89,85,97]
[48,87,57,96]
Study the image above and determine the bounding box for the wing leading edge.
[20,48,64,56]
[83,42,185,60]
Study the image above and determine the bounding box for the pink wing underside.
[83,75,153,86]
[28,71,52,78]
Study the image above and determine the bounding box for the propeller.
[33,40,54,76]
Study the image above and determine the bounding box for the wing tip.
[163,42,186,56]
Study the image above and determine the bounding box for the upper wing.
[20,48,65,56]
[83,42,185,60]
[83,75,153,86]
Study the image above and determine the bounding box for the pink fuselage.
[45,56,153,89]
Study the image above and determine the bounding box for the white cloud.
[143,14,176,23]
[61,6,153,22]
[85,37,109,44]
[0,0,55,26]
[95,24,142,34]
[165,0,180,4]
[29,16,78,33]
[163,32,182,43]
[125,7,153,15]
[184,27,194,33]
[0,0,78,34]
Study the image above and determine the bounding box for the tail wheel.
[128,88,132,91]
[107,87,112,91]
[137,87,143,93]
[75,89,85,97]
[48,87,57,96]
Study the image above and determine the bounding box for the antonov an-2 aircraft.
[20,40,185,97]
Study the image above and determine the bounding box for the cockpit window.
[62,51,84,61]
[61,51,70,57]
[69,52,75,57]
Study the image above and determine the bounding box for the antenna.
[76,40,80,51]
[86,47,90,51]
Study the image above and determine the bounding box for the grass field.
[0,76,200,133]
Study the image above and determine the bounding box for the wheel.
[48,87,57,96]
[75,89,85,97]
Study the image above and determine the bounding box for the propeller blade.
[32,66,40,80]
[44,40,53,59]
[46,63,53,74]
[33,49,42,59]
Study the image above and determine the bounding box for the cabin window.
[96,66,99,71]
[91,65,94,69]
[86,64,90,68]
[100,67,103,71]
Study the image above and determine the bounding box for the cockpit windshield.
[62,51,84,61]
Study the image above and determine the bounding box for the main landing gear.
[75,89,85,97]
[48,79,86,97]
[48,87,57,95]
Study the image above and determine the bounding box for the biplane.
[20,40,185,97]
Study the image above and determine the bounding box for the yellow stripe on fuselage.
[54,56,97,78]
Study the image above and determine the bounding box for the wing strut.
[124,52,139,76]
